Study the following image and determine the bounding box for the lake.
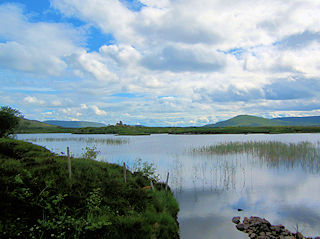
[16,133,320,238]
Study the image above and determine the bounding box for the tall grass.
[0,138,179,239]
[24,136,130,145]
[191,141,320,171]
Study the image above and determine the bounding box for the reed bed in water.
[191,141,320,168]
[24,137,130,145]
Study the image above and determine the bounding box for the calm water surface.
[17,133,320,238]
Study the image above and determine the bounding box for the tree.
[0,106,22,137]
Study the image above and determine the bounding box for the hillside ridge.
[43,120,106,128]
[205,115,320,127]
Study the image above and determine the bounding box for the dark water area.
[17,133,320,238]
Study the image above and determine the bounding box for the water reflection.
[16,133,320,238]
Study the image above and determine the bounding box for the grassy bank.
[74,125,320,135]
[0,138,179,239]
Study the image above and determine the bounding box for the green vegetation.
[16,115,320,135]
[25,136,130,145]
[81,146,100,160]
[192,141,320,171]
[43,120,106,128]
[273,116,320,126]
[0,106,22,137]
[205,115,286,127]
[17,118,75,134]
[205,115,320,127]
[74,125,178,135]
[74,125,320,135]
[0,139,179,238]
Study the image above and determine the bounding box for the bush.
[0,106,22,138]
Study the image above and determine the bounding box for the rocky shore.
[232,216,320,239]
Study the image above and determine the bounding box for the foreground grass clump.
[0,138,179,239]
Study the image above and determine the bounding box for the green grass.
[0,138,179,239]
[16,118,76,134]
[191,141,320,171]
[73,125,320,135]
[205,115,287,127]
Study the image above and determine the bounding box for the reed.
[191,141,320,171]
[24,136,130,145]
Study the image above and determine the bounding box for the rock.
[232,216,241,224]
[233,216,320,239]
[236,223,245,231]
[296,232,304,239]
[249,233,257,239]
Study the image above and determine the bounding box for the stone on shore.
[232,216,241,224]
[233,216,319,239]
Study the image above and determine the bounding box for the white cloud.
[91,105,107,116]
[80,104,88,109]
[99,44,141,67]
[51,0,138,44]
[0,3,84,76]
[60,107,82,117]
[2,0,320,125]
[23,96,45,105]
[70,51,118,82]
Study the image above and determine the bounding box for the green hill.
[19,118,60,129]
[205,115,288,127]
[272,116,320,126]
[43,120,106,128]
[17,118,74,133]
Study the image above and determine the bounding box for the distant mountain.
[272,116,320,126]
[205,115,320,128]
[43,120,106,128]
[205,115,287,127]
[19,118,60,129]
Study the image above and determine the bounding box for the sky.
[1,0,320,126]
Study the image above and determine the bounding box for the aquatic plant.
[191,141,320,171]
[24,136,130,145]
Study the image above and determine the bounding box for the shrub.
[0,106,22,138]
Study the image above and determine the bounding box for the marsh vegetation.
[24,136,130,145]
[191,141,320,171]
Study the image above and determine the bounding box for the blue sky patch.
[87,27,115,52]
[120,0,145,11]
[112,92,143,98]
[222,47,246,59]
